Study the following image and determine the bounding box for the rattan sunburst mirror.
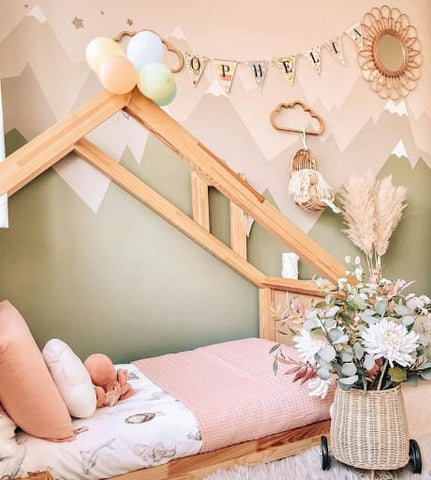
[358,5,422,100]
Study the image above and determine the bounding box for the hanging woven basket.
[330,385,409,470]
[288,148,335,212]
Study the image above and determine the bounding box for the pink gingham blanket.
[133,337,332,453]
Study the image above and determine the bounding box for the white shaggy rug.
[204,434,431,480]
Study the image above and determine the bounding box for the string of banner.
[181,22,364,93]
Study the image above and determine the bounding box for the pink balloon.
[98,56,138,94]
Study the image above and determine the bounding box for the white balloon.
[126,31,164,71]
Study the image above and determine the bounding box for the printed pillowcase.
[43,339,97,419]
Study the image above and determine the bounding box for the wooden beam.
[73,138,265,287]
[230,201,247,259]
[263,277,331,297]
[124,89,345,283]
[259,287,274,341]
[108,420,330,480]
[190,172,210,231]
[0,91,130,197]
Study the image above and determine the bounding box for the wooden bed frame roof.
[2,88,338,479]
[0,88,344,288]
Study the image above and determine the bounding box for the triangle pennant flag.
[346,22,364,50]
[325,36,346,66]
[274,56,296,86]
[305,45,322,74]
[213,60,238,94]
[246,60,267,90]
[184,51,208,87]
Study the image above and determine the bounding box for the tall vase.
[330,385,409,470]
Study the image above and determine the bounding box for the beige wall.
[0,1,429,361]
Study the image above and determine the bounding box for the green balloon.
[137,62,175,101]
[155,82,177,106]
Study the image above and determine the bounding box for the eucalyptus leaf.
[405,375,419,387]
[328,328,344,343]
[303,318,318,331]
[339,375,359,385]
[353,342,364,360]
[324,318,336,329]
[318,359,331,370]
[401,315,415,327]
[338,381,354,391]
[419,368,431,381]
[375,300,387,316]
[305,310,318,321]
[341,362,357,377]
[395,304,411,316]
[319,345,337,363]
[340,349,353,362]
[361,312,378,324]
[315,301,327,309]
[269,344,280,355]
[353,294,367,309]
[325,306,339,318]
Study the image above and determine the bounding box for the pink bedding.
[133,338,333,453]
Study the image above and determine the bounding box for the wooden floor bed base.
[19,420,329,480]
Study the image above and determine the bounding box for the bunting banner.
[178,18,365,93]
[325,36,346,66]
[213,60,238,94]
[346,22,364,49]
[184,51,208,87]
[274,56,296,86]
[0,80,8,228]
[246,60,267,91]
[305,45,322,74]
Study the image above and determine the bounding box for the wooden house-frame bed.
[0,89,346,480]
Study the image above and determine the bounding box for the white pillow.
[0,404,18,457]
[42,339,96,418]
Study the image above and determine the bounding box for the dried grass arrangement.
[337,171,407,276]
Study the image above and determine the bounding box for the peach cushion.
[0,301,74,441]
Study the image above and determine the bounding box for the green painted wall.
[0,131,258,363]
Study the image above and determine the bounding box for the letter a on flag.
[213,60,238,94]
[184,51,209,87]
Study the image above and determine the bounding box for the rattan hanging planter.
[330,385,409,471]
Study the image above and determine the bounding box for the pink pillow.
[0,301,75,441]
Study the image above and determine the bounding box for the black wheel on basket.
[408,439,422,474]
[320,436,331,470]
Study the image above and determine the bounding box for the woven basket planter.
[330,385,409,470]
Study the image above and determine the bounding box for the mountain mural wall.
[0,0,429,359]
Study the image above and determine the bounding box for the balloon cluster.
[86,31,177,106]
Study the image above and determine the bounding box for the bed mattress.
[14,364,202,480]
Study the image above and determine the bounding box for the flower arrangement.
[272,172,431,398]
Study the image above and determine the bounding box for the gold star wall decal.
[126,18,133,26]
[72,17,84,29]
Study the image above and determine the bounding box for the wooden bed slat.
[191,172,210,231]
[124,89,345,283]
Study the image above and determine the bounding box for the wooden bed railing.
[0,88,344,342]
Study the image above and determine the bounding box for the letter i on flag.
[0,79,8,228]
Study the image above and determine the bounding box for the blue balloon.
[126,31,164,71]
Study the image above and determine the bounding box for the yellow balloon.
[86,37,125,73]
[98,56,138,94]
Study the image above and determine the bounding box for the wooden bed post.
[191,172,210,231]
[259,287,275,341]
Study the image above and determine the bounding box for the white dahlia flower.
[293,329,327,365]
[361,318,419,367]
[308,376,332,399]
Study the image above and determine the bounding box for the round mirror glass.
[375,33,406,74]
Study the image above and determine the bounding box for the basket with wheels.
[320,385,422,475]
